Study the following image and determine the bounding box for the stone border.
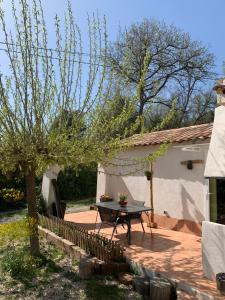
[38,226,88,260]
[126,258,216,300]
[38,226,129,278]
[39,226,218,299]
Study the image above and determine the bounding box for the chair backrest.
[128,199,145,219]
[98,207,116,223]
[129,199,145,206]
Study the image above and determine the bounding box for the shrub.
[57,164,97,201]
[0,170,25,192]
[100,195,113,202]
[0,218,36,247]
[1,188,24,203]
[0,187,25,210]
[0,169,26,211]
[0,244,36,278]
[0,218,46,280]
[37,194,47,215]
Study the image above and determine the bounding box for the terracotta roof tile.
[131,123,213,146]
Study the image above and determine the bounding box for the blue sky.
[41,0,224,77]
[0,0,224,87]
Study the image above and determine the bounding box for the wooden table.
[95,201,153,245]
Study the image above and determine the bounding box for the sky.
[40,0,225,78]
[0,0,224,92]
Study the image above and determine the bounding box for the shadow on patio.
[65,210,224,299]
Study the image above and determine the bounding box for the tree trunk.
[25,165,40,256]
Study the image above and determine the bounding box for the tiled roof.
[131,123,213,147]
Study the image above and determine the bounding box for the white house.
[97,123,212,236]
[96,80,225,236]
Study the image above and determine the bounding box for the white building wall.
[204,106,225,178]
[96,165,110,202]
[96,140,210,223]
[42,165,61,213]
[202,221,225,280]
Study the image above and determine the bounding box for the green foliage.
[86,279,128,300]
[1,188,24,203]
[0,217,37,246]
[0,241,65,284]
[0,169,25,211]
[48,246,64,261]
[57,165,97,201]
[37,193,47,215]
[0,170,25,191]
[0,187,25,211]
[0,0,112,175]
[144,170,152,178]
[108,19,215,131]
[0,244,36,279]
[0,220,28,246]
[118,193,127,201]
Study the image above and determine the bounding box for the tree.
[0,0,135,255]
[108,19,215,130]
[144,89,216,130]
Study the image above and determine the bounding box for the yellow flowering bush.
[100,194,113,202]
[0,217,36,246]
[0,217,41,279]
[0,188,24,203]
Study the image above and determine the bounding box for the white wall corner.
[202,221,225,280]
[41,165,61,212]
[96,164,108,202]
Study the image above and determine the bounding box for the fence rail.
[38,214,125,263]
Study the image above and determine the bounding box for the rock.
[149,277,172,300]
[118,273,134,286]
[133,276,150,297]
[79,256,95,279]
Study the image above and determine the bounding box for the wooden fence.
[38,214,125,263]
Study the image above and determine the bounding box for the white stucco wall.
[42,165,61,212]
[202,221,225,280]
[205,106,225,178]
[96,140,210,223]
[96,165,110,202]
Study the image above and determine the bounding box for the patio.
[65,210,223,300]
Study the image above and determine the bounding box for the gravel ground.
[0,199,94,224]
[0,202,193,299]
[0,241,141,300]
[0,209,27,224]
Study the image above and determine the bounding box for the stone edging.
[38,226,129,278]
[127,258,216,300]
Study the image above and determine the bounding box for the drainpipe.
[149,162,158,228]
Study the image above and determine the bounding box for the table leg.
[94,210,99,232]
[127,215,131,245]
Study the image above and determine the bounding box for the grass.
[86,278,128,300]
[0,237,141,300]
[65,197,96,213]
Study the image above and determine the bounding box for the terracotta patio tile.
[65,211,224,299]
